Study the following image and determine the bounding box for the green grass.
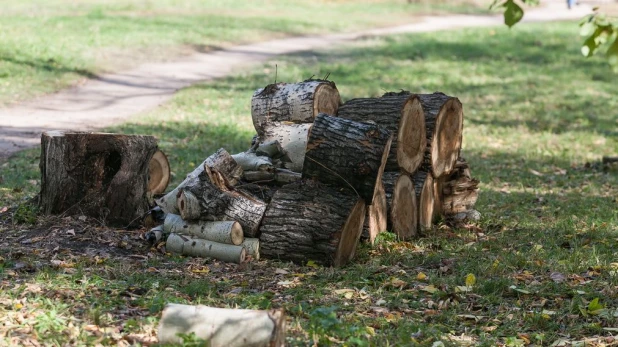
[0,0,488,106]
[2,21,618,345]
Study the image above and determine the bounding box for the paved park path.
[0,1,591,160]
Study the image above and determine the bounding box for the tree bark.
[178,179,267,238]
[251,80,340,137]
[302,114,392,204]
[243,168,301,185]
[362,181,387,244]
[417,92,464,178]
[259,180,366,267]
[166,233,246,263]
[337,92,427,174]
[158,304,285,347]
[441,158,479,216]
[39,131,158,227]
[157,148,242,214]
[413,171,436,233]
[163,214,244,245]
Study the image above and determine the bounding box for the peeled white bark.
[232,152,273,172]
[158,303,285,347]
[261,123,311,173]
[163,214,244,245]
[240,238,260,260]
[166,233,246,263]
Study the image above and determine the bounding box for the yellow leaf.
[306,260,319,268]
[417,272,427,281]
[365,326,375,336]
[421,285,438,294]
[390,277,406,288]
[14,303,23,310]
[465,273,476,287]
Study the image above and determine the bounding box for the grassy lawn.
[0,0,489,107]
[2,21,618,345]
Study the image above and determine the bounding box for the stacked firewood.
[153,79,479,267]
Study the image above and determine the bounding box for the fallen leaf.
[417,272,427,281]
[275,268,289,275]
[465,273,476,287]
[529,169,544,176]
[389,277,406,288]
[66,229,75,236]
[509,285,531,294]
[550,272,566,283]
[277,280,293,286]
[306,260,319,268]
[375,299,387,306]
[421,285,438,294]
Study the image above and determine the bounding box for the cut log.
[243,168,301,185]
[158,303,285,347]
[259,180,366,267]
[251,80,341,137]
[163,214,244,245]
[166,233,246,263]
[418,92,464,178]
[441,158,479,216]
[241,238,260,260]
[231,151,273,172]
[337,92,426,174]
[235,182,278,204]
[148,150,170,196]
[156,148,242,214]
[39,131,158,227]
[178,179,267,238]
[302,114,392,204]
[362,181,387,244]
[260,123,311,173]
[389,173,418,240]
[255,140,289,160]
[413,171,436,233]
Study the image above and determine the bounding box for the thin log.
[158,303,285,347]
[337,92,426,174]
[39,131,158,227]
[231,151,273,172]
[259,180,366,267]
[166,233,246,263]
[157,148,242,214]
[163,214,244,245]
[362,181,387,244]
[178,179,266,238]
[441,158,479,215]
[302,113,392,204]
[251,80,341,137]
[241,238,260,260]
[413,171,435,233]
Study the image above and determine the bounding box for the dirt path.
[0,1,591,160]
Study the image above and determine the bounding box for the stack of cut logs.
[154,79,479,267]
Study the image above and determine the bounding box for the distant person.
[567,0,577,9]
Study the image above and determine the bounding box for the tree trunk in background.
[302,114,392,204]
[337,92,426,174]
[259,180,366,267]
[39,131,158,227]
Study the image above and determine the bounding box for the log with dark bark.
[157,148,242,214]
[362,181,387,244]
[251,80,341,137]
[302,114,392,204]
[243,168,301,186]
[39,131,158,227]
[259,180,366,267]
[158,304,285,347]
[337,92,426,174]
[383,172,418,240]
[441,158,479,216]
[418,92,464,178]
[178,177,267,238]
[413,170,436,233]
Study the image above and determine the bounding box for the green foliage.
[580,9,618,71]
[308,306,369,346]
[13,203,38,225]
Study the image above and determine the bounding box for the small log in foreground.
[158,303,285,347]
[178,179,267,238]
[362,181,387,244]
[157,148,242,214]
[338,92,426,174]
[413,171,436,233]
[441,158,479,216]
[163,214,244,245]
[302,114,392,204]
[260,180,366,267]
[166,233,246,263]
[39,131,158,227]
[386,173,418,240]
[251,79,341,137]
[241,238,260,260]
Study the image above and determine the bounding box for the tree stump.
[259,180,366,267]
[39,131,158,227]
[337,92,426,174]
[302,114,392,204]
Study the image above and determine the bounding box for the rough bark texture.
[381,172,398,232]
[337,92,426,174]
[413,170,436,233]
[362,181,387,244]
[157,148,242,214]
[236,182,278,204]
[39,131,158,227]
[417,92,464,178]
[302,114,392,204]
[441,158,479,215]
[259,180,366,267]
[158,304,285,347]
[166,233,246,263]
[389,173,418,240]
[163,214,244,245]
[178,177,267,238]
[251,80,341,137]
[148,150,170,196]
